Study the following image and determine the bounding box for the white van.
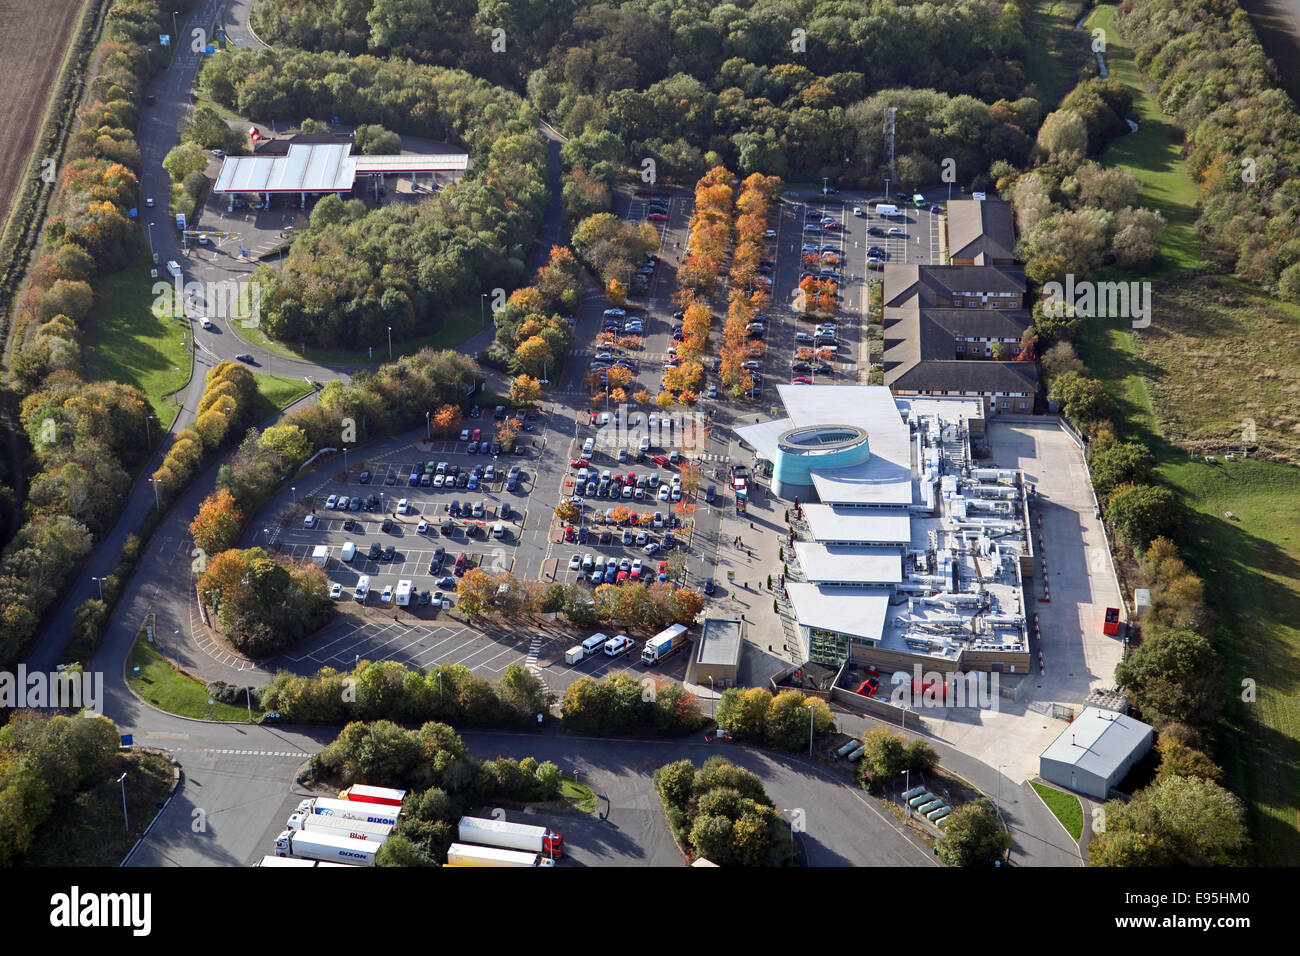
[492,522,505,538]
[581,632,611,656]
[582,437,595,457]
[397,498,410,514]
[341,541,356,562]
[355,576,370,602]
[166,260,182,278]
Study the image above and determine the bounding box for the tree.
[1089,776,1247,866]
[669,588,705,625]
[716,687,770,740]
[1114,627,1219,727]
[513,336,553,378]
[859,728,907,784]
[508,375,542,406]
[189,489,243,556]
[163,142,207,184]
[765,690,833,752]
[259,423,311,470]
[1036,110,1088,163]
[554,501,579,525]
[1049,372,1113,426]
[431,404,461,437]
[1089,441,1154,499]
[1105,483,1178,551]
[902,737,939,775]
[454,568,496,618]
[1155,738,1222,783]
[937,798,1010,866]
[606,279,627,306]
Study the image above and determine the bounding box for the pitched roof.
[947,199,1017,263]
[886,359,1038,394]
[883,263,1025,309]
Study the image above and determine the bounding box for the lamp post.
[171,10,179,44]
[148,477,161,509]
[146,221,155,257]
[143,413,154,450]
[387,326,392,362]
[903,769,911,819]
[290,486,296,503]
[708,676,715,718]
[92,576,106,600]
[480,292,488,329]
[426,410,431,442]
[246,686,253,721]
[117,773,129,832]
[807,703,816,756]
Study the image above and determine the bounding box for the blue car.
[603,566,618,583]
[435,576,456,589]
[467,475,479,490]
[408,472,420,486]
[703,577,716,596]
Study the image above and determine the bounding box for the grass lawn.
[232,300,485,366]
[560,778,598,814]
[1031,781,1084,840]
[128,628,261,721]
[249,373,315,422]
[26,750,175,866]
[1087,4,1203,275]
[1024,0,1090,108]
[83,246,191,428]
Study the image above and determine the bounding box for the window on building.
[1001,401,1010,409]
[1019,401,1029,410]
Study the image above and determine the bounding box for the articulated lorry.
[458,815,564,856]
[339,784,407,807]
[641,623,689,665]
[274,829,377,866]
[286,812,393,844]
[255,855,353,867]
[296,796,400,827]
[445,843,555,868]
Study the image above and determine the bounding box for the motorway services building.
[695,618,743,687]
[1038,706,1153,799]
[735,385,1033,674]
[214,136,469,207]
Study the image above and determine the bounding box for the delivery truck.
[458,815,564,857]
[286,812,393,844]
[296,796,400,827]
[641,623,689,665]
[274,829,376,866]
[340,784,407,807]
[255,855,352,867]
[445,843,555,868]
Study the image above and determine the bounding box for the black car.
[868,226,886,237]
[498,504,512,520]
[384,473,396,486]
[489,441,502,454]
[703,577,716,596]
[235,353,254,363]
[359,470,371,484]
[440,521,454,536]
[446,463,460,477]
[381,517,393,532]
[505,477,518,492]
[791,361,812,373]
[367,495,380,510]
[600,529,613,544]
[456,473,469,488]
[368,542,382,560]
[433,546,446,563]
[382,545,396,561]
[448,500,461,516]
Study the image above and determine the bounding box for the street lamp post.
[148,477,161,509]
[807,703,815,756]
[143,414,153,450]
[387,326,392,362]
[92,576,105,600]
[117,773,129,832]
[480,292,488,329]
[246,686,253,721]
[171,10,179,44]
[147,221,155,256]
[903,769,911,819]
[426,410,431,442]
[290,486,296,503]
[709,676,715,718]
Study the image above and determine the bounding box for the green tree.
[1089,777,1247,866]
[936,798,1010,866]
[859,728,907,784]
[1089,441,1154,499]
[163,141,207,184]
[1105,483,1178,551]
[1114,627,1219,727]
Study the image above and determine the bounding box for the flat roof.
[784,585,890,640]
[213,144,468,194]
[1040,707,1153,778]
[793,543,903,584]
[697,618,743,667]
[800,505,913,544]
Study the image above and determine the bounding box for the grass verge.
[128,628,261,721]
[250,372,314,421]
[231,300,484,366]
[1031,780,1084,840]
[83,245,191,428]
[1023,0,1090,108]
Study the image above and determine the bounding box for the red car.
[616,571,629,583]
[647,211,668,221]
[650,454,671,467]
[791,377,811,384]
[855,678,880,698]
[570,458,589,468]
[563,526,576,542]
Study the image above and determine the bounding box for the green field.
[128,628,261,721]
[1024,0,1089,108]
[1087,4,1203,274]
[249,372,314,422]
[83,246,191,428]
[1031,781,1084,840]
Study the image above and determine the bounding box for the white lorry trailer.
[255,855,352,867]
[286,812,394,844]
[457,815,564,857]
[274,829,377,866]
[640,623,689,665]
[445,843,555,868]
[296,796,400,827]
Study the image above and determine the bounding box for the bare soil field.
[0,0,88,237]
